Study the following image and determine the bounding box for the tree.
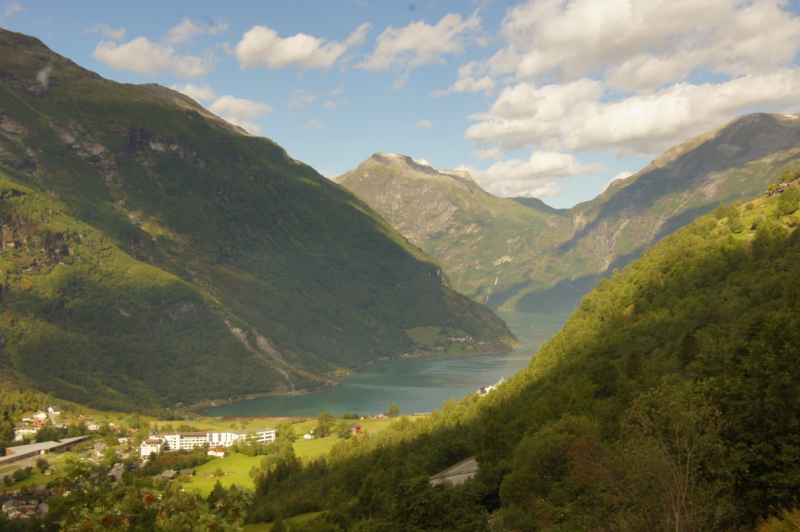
[35,457,49,474]
[316,411,336,438]
[388,403,399,417]
[335,421,351,440]
[572,384,732,531]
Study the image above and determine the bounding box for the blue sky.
[3,0,800,208]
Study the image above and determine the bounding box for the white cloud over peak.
[601,171,634,192]
[358,13,480,85]
[459,151,603,197]
[415,120,433,129]
[171,83,217,102]
[92,38,212,78]
[466,70,800,156]
[235,23,371,70]
[208,95,272,134]
[85,24,126,41]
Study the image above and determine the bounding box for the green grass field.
[243,512,323,531]
[178,454,262,496]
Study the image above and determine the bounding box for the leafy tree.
[387,403,399,417]
[316,411,336,438]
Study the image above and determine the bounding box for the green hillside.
[247,177,800,530]
[0,29,515,410]
[338,115,800,313]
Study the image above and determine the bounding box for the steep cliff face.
[0,29,515,410]
[338,114,800,312]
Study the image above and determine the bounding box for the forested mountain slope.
[0,29,515,410]
[337,114,800,312]
[248,174,800,531]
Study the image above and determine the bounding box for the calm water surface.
[205,312,569,418]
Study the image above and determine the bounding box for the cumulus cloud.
[471,148,504,161]
[330,85,345,96]
[235,23,371,70]
[301,119,325,131]
[85,24,126,41]
[171,82,217,102]
[358,13,480,87]
[359,13,480,71]
[466,70,800,156]
[164,19,205,44]
[288,89,316,110]
[459,151,603,197]
[208,95,272,134]
[415,120,433,129]
[432,74,495,98]
[92,37,212,78]
[490,0,800,88]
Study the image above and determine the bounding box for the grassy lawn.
[243,512,323,532]
[0,471,48,493]
[0,465,17,475]
[178,454,262,496]
[293,438,340,460]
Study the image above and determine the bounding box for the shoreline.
[191,345,519,417]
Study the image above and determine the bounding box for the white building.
[207,428,276,448]
[14,424,39,441]
[139,438,164,459]
[161,432,208,452]
[142,428,276,457]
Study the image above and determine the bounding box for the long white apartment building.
[140,428,275,459]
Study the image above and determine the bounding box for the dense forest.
[244,174,800,531]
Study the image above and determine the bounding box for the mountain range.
[337,114,800,311]
[0,28,514,410]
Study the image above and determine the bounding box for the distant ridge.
[338,113,800,312]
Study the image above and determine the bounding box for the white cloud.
[92,37,212,78]
[601,170,634,192]
[235,23,371,70]
[288,89,316,109]
[4,2,22,18]
[164,19,204,44]
[85,24,126,41]
[357,13,480,86]
[324,99,348,111]
[171,83,217,102]
[301,119,325,131]
[415,120,433,129]
[480,0,800,91]
[207,20,229,35]
[208,95,272,134]
[466,71,800,156]
[434,75,496,98]
[36,65,52,89]
[459,151,603,197]
[330,85,345,96]
[471,148,504,161]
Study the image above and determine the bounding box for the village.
[0,405,404,523]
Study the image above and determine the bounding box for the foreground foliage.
[247,191,800,530]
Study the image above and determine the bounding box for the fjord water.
[205,312,569,417]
